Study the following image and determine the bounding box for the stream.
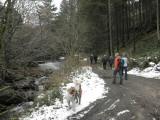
[0,61,62,120]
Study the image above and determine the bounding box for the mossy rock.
[0,87,25,106]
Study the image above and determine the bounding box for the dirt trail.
[69,66,160,120]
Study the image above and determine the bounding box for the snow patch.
[21,66,108,120]
[39,62,61,71]
[83,58,87,61]
[109,118,116,120]
[117,110,130,116]
[107,99,120,111]
[59,57,65,60]
[128,62,160,79]
[72,105,95,119]
[130,99,136,104]
[149,62,156,67]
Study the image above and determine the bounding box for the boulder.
[36,61,45,64]
[2,70,25,83]
[0,104,7,112]
[27,61,38,67]
[13,78,38,91]
[140,60,149,69]
[129,59,139,68]
[0,86,37,108]
[0,87,25,106]
[4,70,16,83]
[15,90,36,102]
[0,79,5,87]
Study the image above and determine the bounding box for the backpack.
[117,58,124,69]
[120,58,125,68]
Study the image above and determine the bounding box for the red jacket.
[114,56,120,70]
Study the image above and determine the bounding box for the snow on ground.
[21,67,108,120]
[128,62,160,79]
[109,118,116,120]
[59,57,65,60]
[107,99,120,111]
[117,110,130,116]
[82,58,87,61]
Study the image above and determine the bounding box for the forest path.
[69,66,160,120]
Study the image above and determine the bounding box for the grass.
[49,55,85,86]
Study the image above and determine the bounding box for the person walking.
[93,54,98,64]
[90,54,94,65]
[108,56,114,69]
[122,53,128,80]
[113,53,123,84]
[101,55,108,70]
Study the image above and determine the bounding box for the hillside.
[127,31,160,57]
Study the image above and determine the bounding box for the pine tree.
[38,0,57,26]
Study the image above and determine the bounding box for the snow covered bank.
[21,67,108,120]
[128,62,160,79]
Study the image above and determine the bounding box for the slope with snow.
[128,62,160,79]
[21,67,108,120]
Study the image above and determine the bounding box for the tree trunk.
[108,0,113,56]
[157,0,160,45]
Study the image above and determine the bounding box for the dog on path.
[74,80,82,105]
[65,86,77,110]
[65,81,82,110]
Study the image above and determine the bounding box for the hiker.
[90,54,94,65]
[108,56,114,69]
[101,55,108,70]
[122,53,128,80]
[113,53,123,84]
[93,54,98,64]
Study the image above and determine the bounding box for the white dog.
[74,80,82,105]
[65,86,77,111]
[65,81,82,110]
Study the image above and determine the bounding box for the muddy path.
[69,66,160,120]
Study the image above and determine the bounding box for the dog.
[74,81,82,105]
[65,81,82,110]
[65,86,77,110]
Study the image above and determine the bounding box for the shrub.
[46,54,84,103]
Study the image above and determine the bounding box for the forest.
[0,0,160,119]
[0,0,159,69]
